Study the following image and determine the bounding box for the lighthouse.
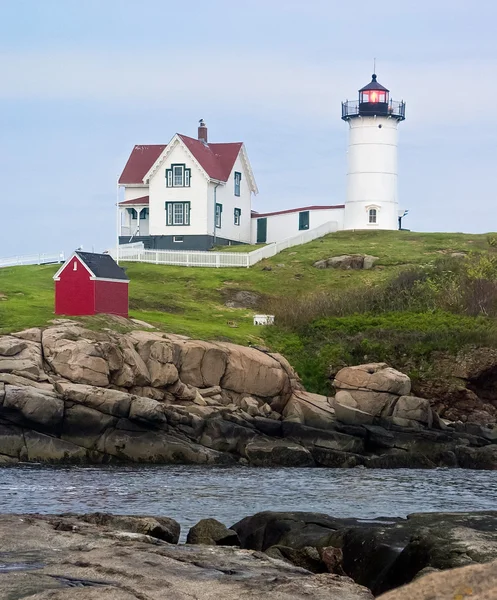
[342,74,406,230]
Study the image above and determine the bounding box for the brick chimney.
[198,119,208,143]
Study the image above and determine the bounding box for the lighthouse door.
[256,218,267,243]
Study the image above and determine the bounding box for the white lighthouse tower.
[341,74,406,230]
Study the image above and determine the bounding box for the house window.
[173,166,183,186]
[165,164,191,187]
[139,208,149,220]
[215,203,222,228]
[234,172,241,196]
[173,236,184,243]
[368,208,377,224]
[165,202,190,226]
[299,211,310,230]
[234,208,241,226]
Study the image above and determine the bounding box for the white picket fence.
[0,252,65,269]
[116,221,338,268]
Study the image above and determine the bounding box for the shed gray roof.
[75,251,129,281]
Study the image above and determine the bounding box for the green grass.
[210,243,267,252]
[1,230,496,392]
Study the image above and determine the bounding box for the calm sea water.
[0,465,495,539]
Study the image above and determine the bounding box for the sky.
[0,0,496,256]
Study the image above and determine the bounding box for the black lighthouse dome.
[342,74,405,121]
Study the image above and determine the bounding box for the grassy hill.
[1,230,496,393]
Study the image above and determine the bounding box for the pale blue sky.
[1,0,496,255]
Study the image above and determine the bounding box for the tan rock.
[112,345,150,388]
[55,381,132,418]
[283,391,336,430]
[3,385,64,429]
[334,402,375,426]
[12,327,43,343]
[334,363,411,396]
[0,373,54,391]
[171,339,228,388]
[0,336,27,357]
[0,337,46,381]
[220,343,288,398]
[129,397,167,425]
[392,396,433,427]
[241,397,261,416]
[200,386,223,398]
[378,559,497,600]
[335,389,398,418]
[44,333,110,387]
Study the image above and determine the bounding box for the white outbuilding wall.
[251,207,344,244]
[344,116,399,230]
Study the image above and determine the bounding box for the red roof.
[251,205,345,218]
[118,145,166,184]
[119,196,149,206]
[118,136,243,185]
[177,135,242,182]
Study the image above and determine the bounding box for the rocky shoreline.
[1,510,496,599]
[0,321,496,468]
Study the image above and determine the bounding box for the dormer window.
[166,164,191,187]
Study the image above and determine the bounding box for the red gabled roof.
[251,205,345,218]
[118,136,243,185]
[177,135,242,181]
[118,145,167,184]
[119,196,149,206]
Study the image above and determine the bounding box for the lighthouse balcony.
[342,99,406,121]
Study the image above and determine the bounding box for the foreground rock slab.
[377,559,497,600]
[0,514,373,600]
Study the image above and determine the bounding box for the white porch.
[119,204,150,239]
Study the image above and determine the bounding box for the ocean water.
[1,465,495,538]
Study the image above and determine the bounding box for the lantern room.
[359,74,389,113]
[342,73,405,121]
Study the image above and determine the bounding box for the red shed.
[53,251,129,317]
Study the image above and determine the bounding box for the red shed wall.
[55,259,95,315]
[94,281,129,317]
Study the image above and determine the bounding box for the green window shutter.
[299,211,310,230]
[184,202,191,225]
[166,170,172,187]
[185,170,191,187]
[165,202,173,225]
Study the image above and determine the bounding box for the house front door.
[256,218,267,243]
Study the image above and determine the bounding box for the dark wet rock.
[245,438,315,466]
[186,518,240,546]
[232,510,497,596]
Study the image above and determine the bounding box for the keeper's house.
[118,120,345,250]
[53,251,129,317]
